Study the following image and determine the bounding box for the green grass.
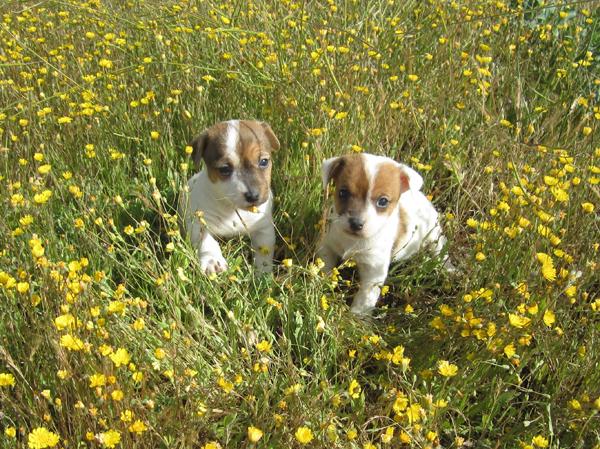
[0,0,599,448]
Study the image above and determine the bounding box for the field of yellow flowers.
[1,0,599,448]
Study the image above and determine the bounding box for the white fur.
[319,153,451,314]
[180,121,274,274]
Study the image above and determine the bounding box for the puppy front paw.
[350,302,375,315]
[350,287,380,315]
[254,259,273,275]
[199,254,228,275]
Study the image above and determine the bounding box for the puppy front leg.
[190,222,228,275]
[317,242,338,273]
[250,223,275,274]
[351,261,389,314]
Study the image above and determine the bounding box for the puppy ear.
[322,156,344,189]
[189,131,209,171]
[398,163,423,192]
[261,122,280,151]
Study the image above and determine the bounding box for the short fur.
[319,152,452,314]
[180,120,280,274]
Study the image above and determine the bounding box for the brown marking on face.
[190,121,229,182]
[237,120,277,203]
[189,121,279,204]
[371,162,405,216]
[393,204,409,253]
[327,154,369,216]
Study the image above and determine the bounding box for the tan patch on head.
[189,122,230,182]
[190,121,279,200]
[371,162,406,216]
[327,154,369,215]
[236,120,277,202]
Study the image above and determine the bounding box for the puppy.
[180,120,280,274]
[319,153,451,314]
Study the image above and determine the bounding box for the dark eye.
[376,197,390,208]
[338,188,350,199]
[218,165,232,176]
[258,158,269,168]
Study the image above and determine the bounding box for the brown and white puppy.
[319,153,452,314]
[180,120,280,274]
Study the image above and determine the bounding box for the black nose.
[349,217,364,232]
[245,191,260,204]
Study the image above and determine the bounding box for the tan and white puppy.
[319,153,451,314]
[180,120,280,274]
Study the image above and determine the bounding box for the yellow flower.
[120,410,134,422]
[504,344,516,358]
[111,390,124,401]
[348,379,361,399]
[150,131,160,140]
[543,310,556,327]
[132,318,145,330]
[437,360,458,377]
[581,202,594,213]
[99,429,121,448]
[247,426,263,443]
[347,428,358,440]
[38,164,51,175]
[540,262,556,281]
[201,443,222,449]
[28,427,59,449]
[508,313,531,328]
[54,314,75,331]
[5,427,16,438]
[295,426,314,444]
[109,348,131,367]
[380,427,394,443]
[17,282,29,293]
[217,377,233,393]
[399,431,411,443]
[393,391,408,413]
[89,373,106,388]
[475,252,486,261]
[532,435,549,447]
[60,334,85,351]
[282,258,293,268]
[0,373,16,387]
[128,420,147,434]
[536,253,556,282]
[57,116,72,124]
[33,190,52,204]
[256,340,272,352]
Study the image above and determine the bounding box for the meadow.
[1,0,599,448]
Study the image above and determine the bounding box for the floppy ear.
[398,163,423,193]
[189,131,209,171]
[321,156,344,190]
[261,122,280,151]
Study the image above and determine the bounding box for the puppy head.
[190,120,280,209]
[322,153,423,238]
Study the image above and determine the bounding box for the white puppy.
[318,153,451,314]
[180,120,280,274]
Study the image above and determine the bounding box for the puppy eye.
[218,165,233,176]
[258,158,269,168]
[376,197,390,208]
[338,188,350,199]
